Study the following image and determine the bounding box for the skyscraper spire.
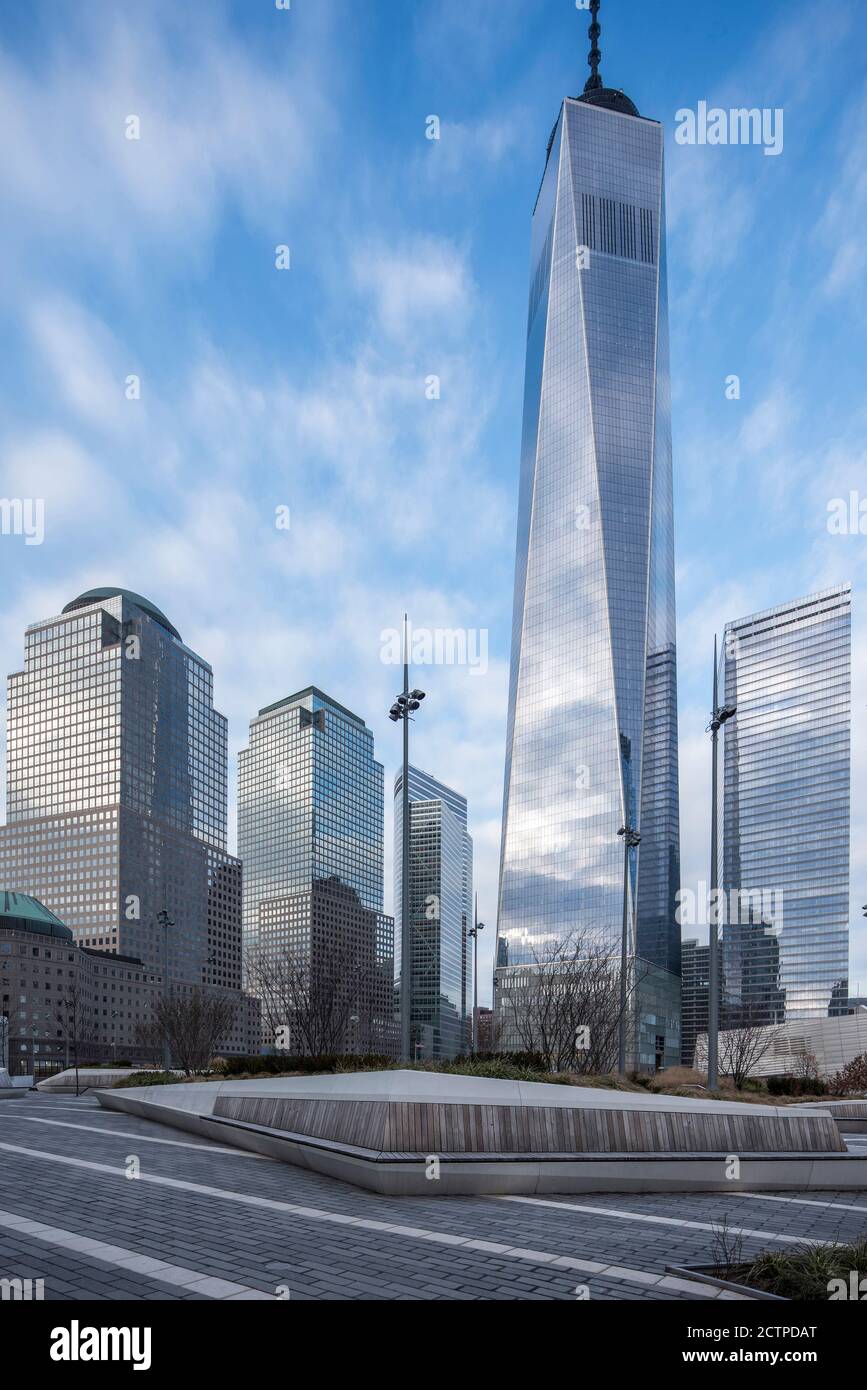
[575,0,639,119]
[584,0,603,93]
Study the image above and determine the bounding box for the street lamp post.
[617,821,641,1076]
[706,635,737,1091]
[468,897,485,1054]
[156,908,174,1073]
[388,615,426,1063]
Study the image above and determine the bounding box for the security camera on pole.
[468,897,485,1054]
[388,615,426,1063]
[706,635,736,1091]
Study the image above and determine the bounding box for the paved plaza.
[1,1091,866,1301]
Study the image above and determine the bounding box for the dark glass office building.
[680,938,709,1067]
[394,766,473,1060]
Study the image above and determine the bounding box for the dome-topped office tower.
[0,588,258,1056]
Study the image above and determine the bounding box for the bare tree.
[710,1215,744,1277]
[791,1050,821,1085]
[138,989,237,1075]
[54,978,98,1095]
[497,930,648,1073]
[717,1016,783,1089]
[246,938,392,1058]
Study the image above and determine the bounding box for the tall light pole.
[706,634,736,1090]
[156,908,174,1073]
[468,897,485,1054]
[616,733,640,1076]
[617,819,641,1076]
[388,615,426,1063]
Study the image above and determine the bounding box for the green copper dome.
[0,891,74,941]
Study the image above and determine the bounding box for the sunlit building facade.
[0,588,257,1054]
[721,586,851,1024]
[497,71,680,979]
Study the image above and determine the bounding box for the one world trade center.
[497,2,681,984]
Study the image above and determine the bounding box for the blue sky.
[0,0,865,1004]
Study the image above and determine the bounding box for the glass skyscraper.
[1,589,233,980]
[238,687,394,1051]
[721,586,851,1024]
[0,588,256,1052]
[394,766,473,1060]
[497,56,680,975]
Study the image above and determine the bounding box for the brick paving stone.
[3,1093,866,1302]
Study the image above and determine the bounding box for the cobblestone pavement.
[1,1092,865,1302]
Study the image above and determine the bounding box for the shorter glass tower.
[722,586,851,1023]
[680,938,709,1067]
[394,766,473,1059]
[239,687,394,1053]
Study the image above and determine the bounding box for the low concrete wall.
[37,1067,166,1094]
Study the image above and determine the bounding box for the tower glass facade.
[0,591,238,979]
[238,687,394,1053]
[0,589,255,1051]
[721,586,851,1024]
[497,89,680,975]
[680,937,709,1067]
[394,766,473,1059]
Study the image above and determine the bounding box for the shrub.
[734,1238,867,1300]
[828,1053,867,1097]
[475,1051,549,1072]
[649,1066,706,1090]
[741,1076,767,1093]
[411,1057,571,1084]
[113,1072,180,1088]
[767,1074,827,1096]
[221,1053,393,1077]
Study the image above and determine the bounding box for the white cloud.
[28,298,132,431]
[412,113,526,187]
[352,237,474,342]
[0,0,333,289]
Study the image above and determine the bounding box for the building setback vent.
[577,192,656,265]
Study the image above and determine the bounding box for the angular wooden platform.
[212,1091,842,1155]
[95,1070,867,1194]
